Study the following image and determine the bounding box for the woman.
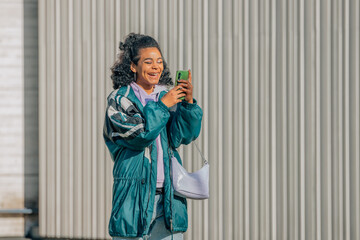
[103,33,203,239]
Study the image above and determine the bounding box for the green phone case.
[175,70,189,100]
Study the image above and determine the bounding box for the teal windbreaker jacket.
[103,85,203,238]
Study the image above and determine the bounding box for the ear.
[130,62,136,73]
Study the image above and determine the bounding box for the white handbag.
[170,142,209,200]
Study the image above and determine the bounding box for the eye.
[144,61,152,64]
[157,60,163,64]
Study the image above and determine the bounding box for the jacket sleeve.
[103,93,170,150]
[167,99,203,148]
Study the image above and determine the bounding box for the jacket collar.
[116,85,168,113]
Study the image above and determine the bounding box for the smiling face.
[130,47,164,93]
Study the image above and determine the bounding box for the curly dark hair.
[110,33,173,89]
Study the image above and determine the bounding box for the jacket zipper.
[144,145,153,234]
[167,140,174,232]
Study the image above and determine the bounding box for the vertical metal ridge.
[178,0,184,70]
[153,0,159,38]
[281,0,288,239]
[55,2,62,236]
[348,0,360,231]
[108,1,119,237]
[101,0,112,237]
[207,1,218,239]
[299,0,305,238]
[331,1,339,239]
[259,0,270,238]
[232,0,244,238]
[124,0,129,34]
[244,0,250,238]
[324,0,333,239]
[222,0,232,238]
[337,0,344,239]
[140,0,145,33]
[54,1,61,236]
[68,0,74,236]
[73,0,83,237]
[250,0,259,238]
[184,0,192,238]
[265,0,271,238]
[115,0,120,47]
[288,0,294,239]
[46,0,56,236]
[158,1,167,59]
[315,0,322,239]
[344,1,351,239]
[309,0,317,238]
[217,0,223,239]
[38,0,47,236]
[270,0,277,238]
[202,0,209,239]
[294,0,299,236]
[190,0,202,239]
[59,0,69,235]
[352,1,360,239]
[82,1,92,237]
[90,0,98,237]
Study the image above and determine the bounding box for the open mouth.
[148,73,160,78]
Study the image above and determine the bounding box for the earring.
[133,72,137,82]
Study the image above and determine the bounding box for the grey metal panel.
[38,0,360,239]
[0,0,38,236]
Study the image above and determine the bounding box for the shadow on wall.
[23,0,39,237]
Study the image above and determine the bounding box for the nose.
[152,62,160,69]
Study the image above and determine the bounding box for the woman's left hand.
[177,70,194,104]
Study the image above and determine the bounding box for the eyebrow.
[143,57,163,61]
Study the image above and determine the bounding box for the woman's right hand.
[161,86,186,108]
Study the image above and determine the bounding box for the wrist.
[181,101,198,110]
[185,96,194,104]
[159,99,171,111]
[160,99,171,108]
[183,98,196,107]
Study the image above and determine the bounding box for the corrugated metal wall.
[38,0,360,239]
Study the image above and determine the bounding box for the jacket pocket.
[109,179,145,237]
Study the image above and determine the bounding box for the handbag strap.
[169,141,209,165]
[193,141,208,165]
[167,134,208,165]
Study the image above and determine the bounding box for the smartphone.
[175,70,189,100]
